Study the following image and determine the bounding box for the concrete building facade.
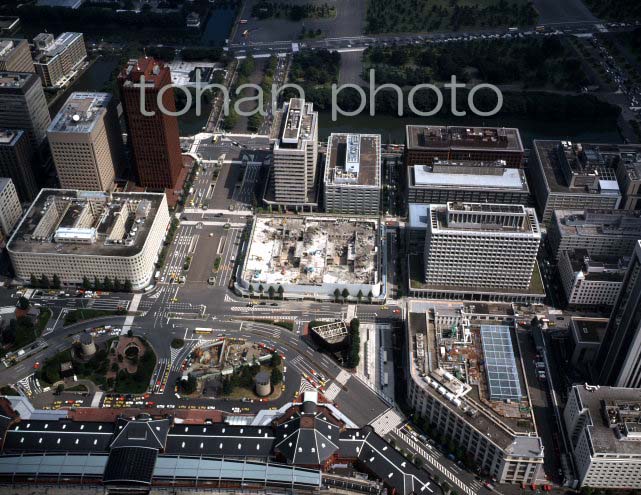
[48,92,122,191]
[564,384,641,489]
[407,160,530,205]
[594,241,641,388]
[0,38,35,73]
[529,141,622,224]
[32,32,87,87]
[323,133,381,215]
[0,128,38,202]
[548,209,641,261]
[7,189,170,290]
[118,57,183,190]
[405,125,524,168]
[558,249,626,309]
[424,203,541,291]
[269,98,319,210]
[0,71,51,149]
[0,177,22,238]
[405,301,544,485]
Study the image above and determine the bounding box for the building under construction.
[237,215,385,301]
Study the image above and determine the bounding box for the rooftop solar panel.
[480,325,522,401]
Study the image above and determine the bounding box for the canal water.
[200,8,237,46]
[318,112,623,147]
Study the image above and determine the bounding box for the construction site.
[238,216,384,300]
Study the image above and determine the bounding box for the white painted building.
[564,384,641,489]
[7,189,169,289]
[0,177,22,238]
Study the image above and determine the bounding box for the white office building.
[564,384,641,489]
[424,203,541,291]
[7,189,169,289]
[558,249,627,308]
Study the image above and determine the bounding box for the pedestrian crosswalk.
[335,369,351,385]
[323,382,342,401]
[395,430,478,495]
[17,374,41,397]
[299,377,317,395]
[369,408,404,436]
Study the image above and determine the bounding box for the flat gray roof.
[406,125,523,152]
[412,165,526,189]
[48,92,111,134]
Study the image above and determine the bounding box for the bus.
[195,328,214,335]
[239,19,248,24]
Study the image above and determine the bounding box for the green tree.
[258,284,264,298]
[367,290,373,302]
[271,352,282,368]
[248,284,254,296]
[103,276,113,291]
[30,273,39,288]
[271,367,283,385]
[40,275,50,289]
[357,289,363,303]
[277,285,284,299]
[267,286,275,299]
[333,288,341,302]
[16,296,30,311]
[114,277,122,292]
[178,374,197,394]
[52,274,61,289]
[93,276,101,291]
[124,280,133,292]
[341,288,350,302]
[82,276,92,290]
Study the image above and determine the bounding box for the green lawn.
[365,0,537,34]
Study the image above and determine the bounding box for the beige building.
[0,38,34,73]
[48,92,122,191]
[33,32,86,87]
[0,177,22,238]
[7,189,169,289]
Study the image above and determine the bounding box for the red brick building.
[118,57,182,189]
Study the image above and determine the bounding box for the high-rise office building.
[424,202,541,290]
[32,32,87,87]
[323,133,381,215]
[0,71,51,149]
[594,241,641,388]
[48,92,122,191]
[270,98,319,209]
[118,57,182,189]
[529,141,623,224]
[0,128,38,202]
[0,38,35,73]
[404,125,525,168]
[548,209,641,260]
[0,177,22,238]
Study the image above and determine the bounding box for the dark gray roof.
[274,413,340,466]
[165,424,274,457]
[110,416,171,450]
[103,446,158,485]
[3,419,114,453]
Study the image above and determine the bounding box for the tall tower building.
[0,38,35,73]
[0,71,51,149]
[117,57,182,189]
[594,241,641,388]
[271,98,318,208]
[47,92,122,191]
[0,128,38,202]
